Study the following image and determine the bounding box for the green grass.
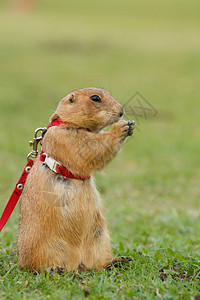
[1,0,200,299]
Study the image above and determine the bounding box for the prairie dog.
[18,88,134,272]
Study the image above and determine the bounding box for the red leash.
[0,118,90,232]
[0,159,34,231]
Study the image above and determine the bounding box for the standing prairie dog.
[18,88,135,272]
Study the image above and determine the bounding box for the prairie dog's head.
[50,88,124,132]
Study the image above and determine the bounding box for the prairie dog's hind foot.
[46,266,67,275]
[106,256,133,269]
[45,263,87,274]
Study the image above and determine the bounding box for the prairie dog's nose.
[119,106,124,118]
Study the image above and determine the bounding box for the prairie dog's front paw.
[113,120,135,140]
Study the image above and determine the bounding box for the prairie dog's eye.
[90,95,101,103]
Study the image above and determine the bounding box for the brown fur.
[18,87,134,272]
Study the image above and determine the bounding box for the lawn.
[0,0,200,299]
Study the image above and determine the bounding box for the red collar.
[48,118,91,132]
[47,118,70,129]
[41,118,90,181]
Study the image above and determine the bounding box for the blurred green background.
[0,0,200,298]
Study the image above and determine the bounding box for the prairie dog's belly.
[20,158,102,237]
[41,164,101,211]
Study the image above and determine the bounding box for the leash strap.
[0,159,34,232]
[0,121,66,232]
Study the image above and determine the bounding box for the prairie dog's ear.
[50,92,75,121]
[68,93,75,103]
[62,93,75,104]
